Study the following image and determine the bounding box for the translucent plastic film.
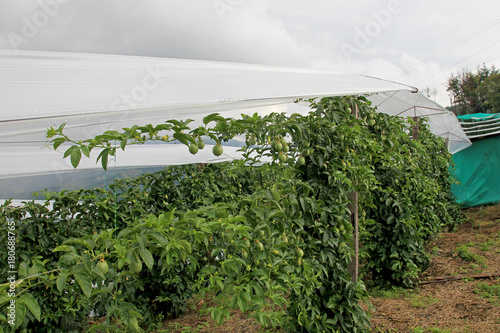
[0,50,470,180]
[369,90,472,154]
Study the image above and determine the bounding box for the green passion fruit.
[224,232,233,243]
[278,152,287,163]
[96,260,109,275]
[129,258,142,273]
[189,143,199,155]
[213,143,223,156]
[273,141,283,152]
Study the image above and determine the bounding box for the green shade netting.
[451,135,500,207]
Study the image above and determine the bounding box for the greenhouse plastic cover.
[0,50,471,179]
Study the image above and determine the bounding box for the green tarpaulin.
[451,134,500,207]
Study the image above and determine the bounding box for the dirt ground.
[370,204,500,332]
[156,205,500,333]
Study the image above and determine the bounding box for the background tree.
[422,86,437,101]
[476,73,500,113]
[446,64,499,115]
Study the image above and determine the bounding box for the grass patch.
[369,286,410,299]
[407,295,440,309]
[474,281,500,306]
[479,239,492,251]
[455,244,486,267]
[410,327,453,333]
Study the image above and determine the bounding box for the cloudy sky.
[0,0,499,107]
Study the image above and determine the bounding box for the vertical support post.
[197,162,206,171]
[412,114,419,140]
[347,192,359,282]
[347,99,359,283]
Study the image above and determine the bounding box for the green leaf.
[62,239,92,250]
[52,137,65,150]
[150,231,169,245]
[0,293,11,307]
[63,145,76,158]
[74,271,92,298]
[80,145,90,158]
[52,245,74,252]
[137,235,147,250]
[139,248,154,270]
[173,132,194,145]
[90,288,112,297]
[129,315,139,330]
[237,293,248,313]
[166,119,184,127]
[18,293,41,321]
[58,252,80,268]
[97,149,109,170]
[203,113,225,125]
[120,139,127,150]
[57,269,69,294]
[14,303,26,329]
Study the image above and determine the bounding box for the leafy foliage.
[1,96,462,332]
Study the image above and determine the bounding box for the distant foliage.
[446,64,499,115]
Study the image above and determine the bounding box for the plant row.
[0,96,462,332]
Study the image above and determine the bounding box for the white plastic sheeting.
[0,144,246,179]
[0,50,470,179]
[368,90,472,154]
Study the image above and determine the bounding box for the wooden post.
[412,115,419,140]
[347,191,359,282]
[347,99,359,283]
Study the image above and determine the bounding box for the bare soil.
[155,205,500,333]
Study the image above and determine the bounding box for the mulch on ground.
[370,204,500,332]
